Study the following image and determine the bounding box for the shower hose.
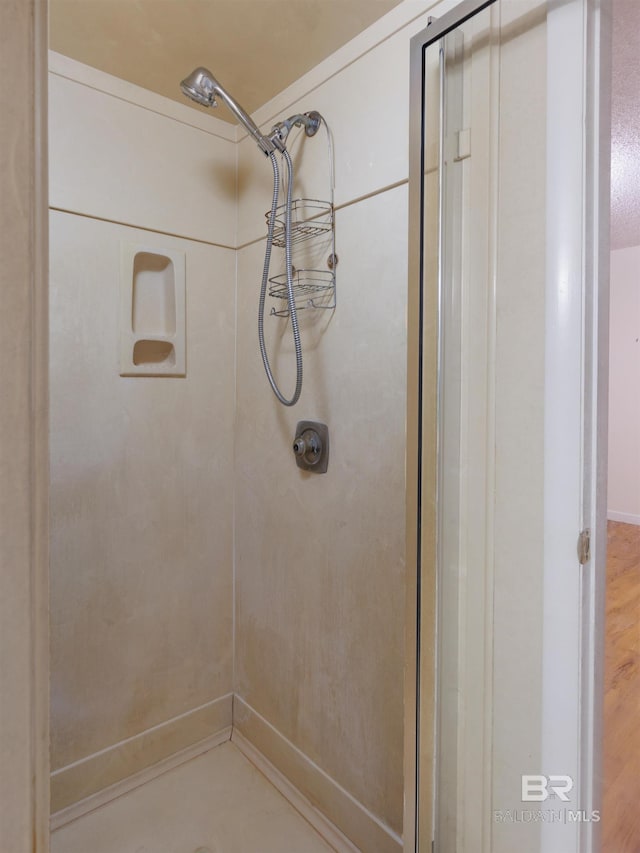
[258,148,303,407]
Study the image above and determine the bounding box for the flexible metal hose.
[258,149,303,406]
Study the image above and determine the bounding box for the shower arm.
[211,86,277,155]
[216,90,320,156]
[268,112,322,150]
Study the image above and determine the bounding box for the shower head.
[180,66,276,155]
[180,67,217,107]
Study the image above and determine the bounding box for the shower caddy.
[256,112,336,406]
[264,113,336,319]
[265,193,337,318]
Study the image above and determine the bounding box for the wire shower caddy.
[265,121,336,318]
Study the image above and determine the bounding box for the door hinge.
[578,528,591,565]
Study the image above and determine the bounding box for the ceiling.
[50,0,639,249]
[49,0,405,120]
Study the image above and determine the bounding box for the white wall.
[608,245,640,523]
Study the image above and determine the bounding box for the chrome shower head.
[180,67,218,107]
[180,66,276,155]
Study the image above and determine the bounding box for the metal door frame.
[405,1,610,850]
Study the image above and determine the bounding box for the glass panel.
[421,3,553,851]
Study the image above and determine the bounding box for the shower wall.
[48,59,237,812]
[48,1,432,842]
[233,11,431,850]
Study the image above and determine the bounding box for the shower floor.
[50,741,335,853]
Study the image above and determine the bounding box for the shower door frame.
[405,0,610,851]
[405,6,500,850]
[0,1,50,852]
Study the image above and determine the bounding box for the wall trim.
[607,510,640,526]
[232,731,360,853]
[0,0,50,850]
[48,50,236,141]
[50,727,231,832]
[34,0,52,847]
[50,693,233,814]
[233,696,402,853]
[50,205,236,251]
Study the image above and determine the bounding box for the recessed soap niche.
[120,244,186,376]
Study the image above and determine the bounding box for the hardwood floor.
[603,521,640,853]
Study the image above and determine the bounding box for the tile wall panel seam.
[51,692,234,776]
[235,178,409,251]
[49,206,236,251]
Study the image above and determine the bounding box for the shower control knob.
[292,421,329,474]
[293,429,321,463]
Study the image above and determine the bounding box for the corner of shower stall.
[46,6,413,852]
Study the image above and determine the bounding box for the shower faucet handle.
[293,430,321,461]
[293,421,329,474]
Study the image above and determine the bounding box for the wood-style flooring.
[603,521,640,853]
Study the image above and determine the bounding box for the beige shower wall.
[48,56,237,245]
[49,66,237,811]
[233,8,437,844]
[235,187,407,840]
[49,2,434,834]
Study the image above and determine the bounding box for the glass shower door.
[409,1,607,851]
